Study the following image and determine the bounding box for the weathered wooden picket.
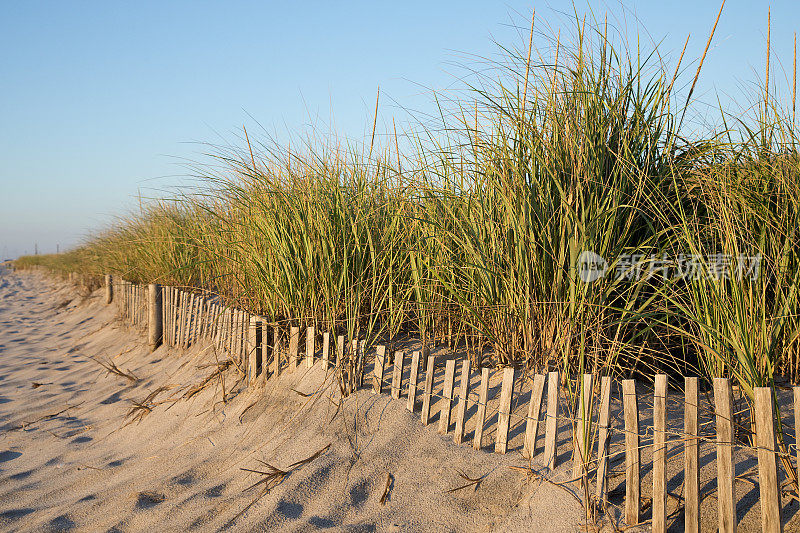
[109,275,794,532]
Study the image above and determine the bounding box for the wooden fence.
[109,276,796,532]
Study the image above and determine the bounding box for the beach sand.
[2,266,800,532]
[0,267,584,532]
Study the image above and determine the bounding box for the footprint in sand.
[9,469,34,481]
[0,451,21,463]
[0,508,35,523]
[135,491,165,510]
[275,500,303,519]
[48,514,76,529]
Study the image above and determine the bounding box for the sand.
[0,267,584,532]
[3,266,799,532]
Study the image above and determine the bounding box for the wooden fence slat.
[163,287,170,345]
[684,377,700,533]
[438,359,457,435]
[194,295,203,345]
[713,377,736,533]
[391,350,405,399]
[189,295,198,345]
[321,332,330,370]
[495,366,515,454]
[229,309,237,356]
[273,325,282,376]
[181,292,189,347]
[373,345,386,394]
[653,374,668,533]
[261,320,271,382]
[453,359,471,445]
[794,386,800,482]
[524,374,546,459]
[171,288,178,346]
[104,274,112,304]
[231,308,239,357]
[162,287,169,345]
[421,354,437,425]
[176,292,185,347]
[247,316,260,386]
[336,335,344,370]
[407,350,420,412]
[230,308,239,359]
[473,367,490,451]
[622,379,640,525]
[222,307,231,355]
[573,373,593,479]
[199,298,208,340]
[194,296,202,341]
[306,326,315,368]
[754,387,782,533]
[239,310,247,362]
[288,326,299,370]
[357,339,366,388]
[595,376,612,507]
[543,371,560,469]
[212,303,220,351]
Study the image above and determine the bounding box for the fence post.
[438,359,457,435]
[595,376,612,508]
[147,283,162,351]
[794,387,800,484]
[544,371,560,470]
[622,379,640,525]
[248,316,262,386]
[336,335,344,371]
[306,326,315,368]
[421,354,437,426]
[261,320,271,382]
[684,377,700,533]
[104,274,113,304]
[573,373,593,480]
[714,377,736,533]
[495,366,515,454]
[407,350,421,412]
[273,325,283,376]
[321,332,330,370]
[524,374,546,459]
[391,350,405,399]
[288,326,299,369]
[754,387,782,533]
[473,367,490,451]
[453,358,471,445]
[652,374,668,533]
[357,339,366,388]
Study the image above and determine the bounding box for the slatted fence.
[107,275,796,532]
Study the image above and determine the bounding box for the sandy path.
[0,267,585,532]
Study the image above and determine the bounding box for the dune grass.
[15,8,800,403]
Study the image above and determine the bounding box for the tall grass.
[15,8,800,399]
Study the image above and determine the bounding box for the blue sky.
[1,1,797,259]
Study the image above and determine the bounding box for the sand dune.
[0,267,585,532]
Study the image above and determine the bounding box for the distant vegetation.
[16,7,800,404]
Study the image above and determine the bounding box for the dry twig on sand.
[10,402,84,431]
[124,386,169,426]
[380,473,394,504]
[446,469,488,493]
[228,443,332,527]
[90,356,138,383]
[183,359,232,400]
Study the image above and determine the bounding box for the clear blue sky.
[1,1,797,259]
